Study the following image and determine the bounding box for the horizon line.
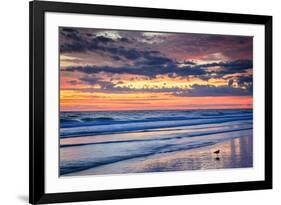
[60,107,253,113]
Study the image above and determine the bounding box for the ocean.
[59,109,253,176]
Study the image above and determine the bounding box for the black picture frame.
[29,1,272,204]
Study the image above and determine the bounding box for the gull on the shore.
[214,150,220,155]
[214,150,220,160]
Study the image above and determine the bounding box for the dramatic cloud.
[63,59,252,80]
[59,27,253,111]
[64,64,206,79]
[79,76,116,89]
[202,60,252,74]
[175,84,252,97]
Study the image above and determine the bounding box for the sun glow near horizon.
[60,89,252,111]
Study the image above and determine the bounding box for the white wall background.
[0,0,279,204]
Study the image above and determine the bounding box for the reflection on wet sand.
[70,135,252,176]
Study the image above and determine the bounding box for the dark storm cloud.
[64,64,206,78]
[67,78,252,97]
[237,76,252,85]
[60,27,172,64]
[60,27,136,60]
[175,84,252,97]
[195,60,253,80]
[140,55,174,66]
[61,28,77,33]
[60,27,252,79]
[60,35,114,53]
[69,79,185,93]
[60,34,160,61]
[201,60,252,72]
[60,28,81,41]
[63,58,252,80]
[237,75,253,90]
[79,76,116,89]
[119,37,131,43]
[182,61,196,65]
[67,80,78,85]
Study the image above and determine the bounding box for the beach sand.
[67,134,252,176]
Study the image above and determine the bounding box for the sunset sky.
[59,27,253,111]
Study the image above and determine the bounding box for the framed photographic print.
[29,0,272,204]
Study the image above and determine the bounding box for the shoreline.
[64,134,253,177]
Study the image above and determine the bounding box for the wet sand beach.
[65,134,252,176]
